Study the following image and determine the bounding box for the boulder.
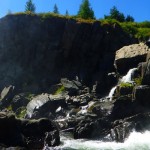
[0,85,15,109]
[0,112,60,149]
[111,113,150,142]
[61,78,82,96]
[142,52,150,85]
[26,93,67,119]
[134,85,150,107]
[115,43,150,74]
[11,93,29,112]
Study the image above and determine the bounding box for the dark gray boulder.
[26,93,67,119]
[134,85,150,107]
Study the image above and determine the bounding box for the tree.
[53,4,59,14]
[25,0,36,13]
[65,10,69,16]
[105,6,125,22]
[77,0,95,19]
[126,15,134,22]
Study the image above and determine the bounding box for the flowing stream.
[46,131,150,150]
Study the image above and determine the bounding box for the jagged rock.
[115,43,150,74]
[11,93,29,112]
[0,112,60,149]
[111,113,150,142]
[142,52,150,85]
[61,78,81,96]
[0,85,15,109]
[134,85,150,107]
[26,93,67,119]
[74,118,111,139]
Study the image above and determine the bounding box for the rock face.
[115,43,150,74]
[0,14,137,94]
[0,112,60,149]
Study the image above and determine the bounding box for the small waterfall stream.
[108,68,137,100]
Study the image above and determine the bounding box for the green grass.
[134,77,142,86]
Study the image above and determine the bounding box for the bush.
[120,82,134,88]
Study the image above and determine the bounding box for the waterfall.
[108,86,117,100]
[121,68,137,83]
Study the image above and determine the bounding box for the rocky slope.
[0,14,137,94]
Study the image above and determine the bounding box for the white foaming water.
[108,86,117,99]
[47,131,150,150]
[121,68,137,83]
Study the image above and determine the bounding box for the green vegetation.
[54,85,65,95]
[16,107,27,118]
[77,0,95,19]
[134,77,142,86]
[120,82,134,88]
[25,0,36,13]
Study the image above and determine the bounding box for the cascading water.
[107,68,137,100]
[121,68,137,83]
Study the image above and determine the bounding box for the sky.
[0,0,150,22]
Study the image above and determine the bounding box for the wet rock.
[134,85,150,107]
[74,118,111,139]
[11,93,29,112]
[142,53,150,85]
[0,112,60,149]
[61,78,82,96]
[0,85,15,109]
[26,93,67,119]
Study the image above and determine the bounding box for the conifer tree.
[77,0,95,19]
[25,0,36,13]
[65,10,69,16]
[53,4,59,14]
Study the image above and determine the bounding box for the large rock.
[26,93,67,119]
[0,14,137,93]
[0,85,15,109]
[0,112,60,149]
[134,85,150,107]
[115,43,150,74]
[142,52,150,85]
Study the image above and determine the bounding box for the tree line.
[25,0,134,22]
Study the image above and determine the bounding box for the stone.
[11,93,29,112]
[0,85,15,109]
[142,53,150,85]
[26,93,67,119]
[115,43,150,74]
[134,85,150,107]
[0,112,60,149]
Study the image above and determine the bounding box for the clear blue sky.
[0,0,150,22]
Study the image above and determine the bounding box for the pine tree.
[126,15,134,22]
[65,10,69,16]
[105,6,125,22]
[25,0,36,13]
[53,4,59,14]
[77,0,95,19]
